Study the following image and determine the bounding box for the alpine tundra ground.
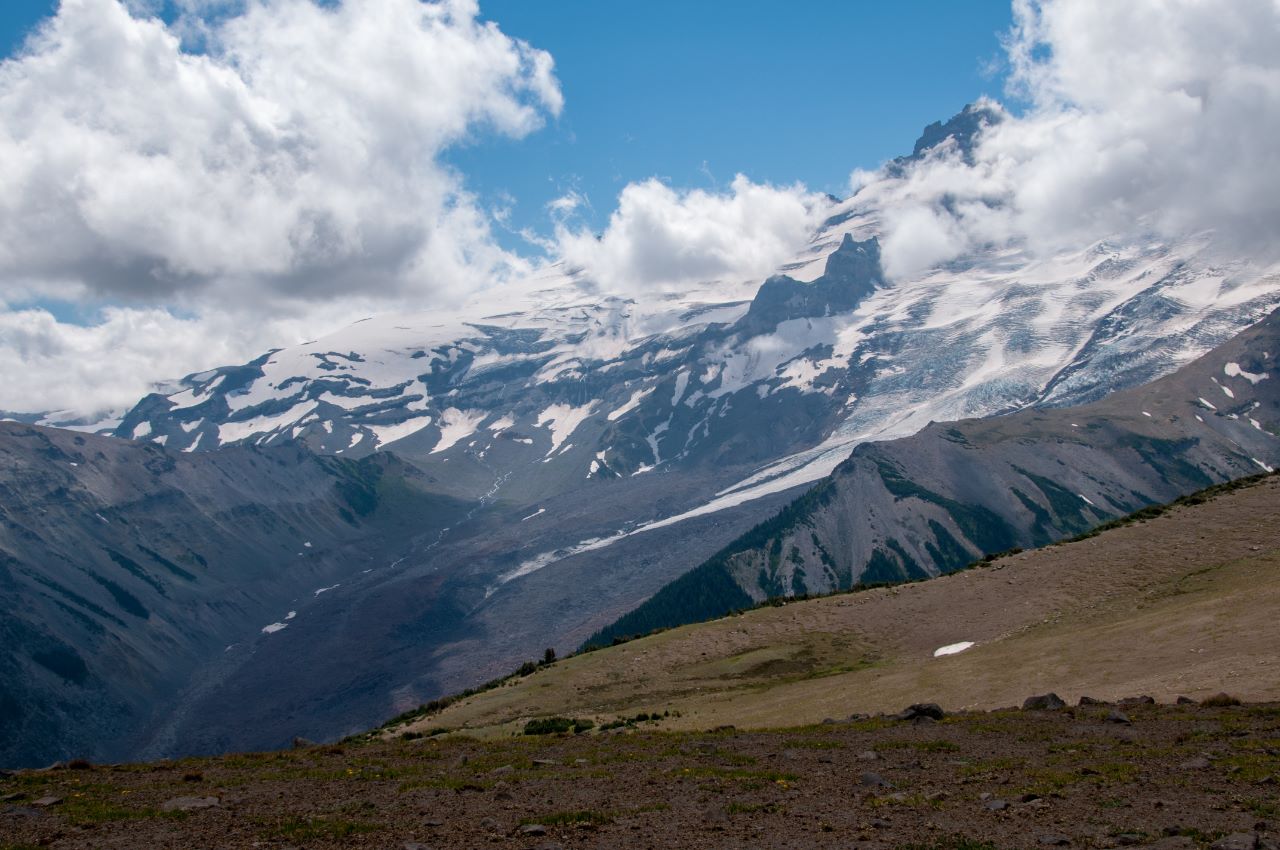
[1,701,1278,849]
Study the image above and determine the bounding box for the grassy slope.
[394,474,1280,738]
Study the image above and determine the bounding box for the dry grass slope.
[396,476,1280,738]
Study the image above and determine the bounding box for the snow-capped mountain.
[114,131,1280,538]
[8,106,1280,761]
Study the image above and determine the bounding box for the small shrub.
[523,716,576,735]
[1201,692,1242,707]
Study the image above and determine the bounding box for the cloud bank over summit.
[870,0,1280,280]
[1,0,1279,415]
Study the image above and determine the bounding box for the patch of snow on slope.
[933,641,975,657]
[536,402,597,455]
[371,416,432,448]
[1226,362,1269,384]
[218,402,318,443]
[431,408,484,454]
[607,387,654,421]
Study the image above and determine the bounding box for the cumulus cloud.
[870,0,1280,280]
[0,0,562,414]
[0,0,560,304]
[554,175,830,292]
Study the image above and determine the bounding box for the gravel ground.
[3,701,1278,849]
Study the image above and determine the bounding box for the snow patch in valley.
[261,622,288,634]
[933,641,975,657]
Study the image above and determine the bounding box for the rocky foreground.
[2,698,1278,849]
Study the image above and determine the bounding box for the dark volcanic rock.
[1023,693,1067,711]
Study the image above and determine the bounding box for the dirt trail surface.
[3,702,1279,849]
[411,476,1280,736]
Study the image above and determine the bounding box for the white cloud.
[0,0,560,304]
[554,174,830,292]
[0,0,562,414]
[869,0,1280,280]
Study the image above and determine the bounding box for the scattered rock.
[0,793,24,803]
[1019,793,1042,803]
[519,824,549,836]
[491,764,514,774]
[403,843,434,850]
[1023,693,1067,711]
[535,843,565,850]
[1079,696,1107,706]
[291,737,316,749]
[1147,837,1197,850]
[160,796,219,812]
[1176,696,1197,705]
[1105,709,1132,724]
[1114,833,1145,845]
[985,799,1009,811]
[1210,834,1259,850]
[860,771,892,788]
[423,819,444,827]
[1118,695,1156,706]
[895,703,946,721]
[1038,835,1071,846]
[857,751,882,761]
[926,790,949,802]
[479,817,500,831]
[1179,756,1212,770]
[870,818,891,828]
[30,796,62,808]
[532,758,559,767]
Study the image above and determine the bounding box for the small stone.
[860,771,892,788]
[491,764,514,774]
[536,844,565,850]
[291,737,316,749]
[857,751,882,761]
[1210,834,1259,850]
[1117,695,1156,706]
[1179,756,1212,770]
[1146,838,1196,850]
[1023,693,1067,711]
[31,796,62,808]
[160,796,219,812]
[519,824,548,836]
[1038,836,1071,846]
[926,790,949,802]
[1019,793,1042,803]
[1078,696,1107,706]
[0,793,24,803]
[532,759,559,767]
[985,800,1008,811]
[979,792,993,801]
[1176,696,1197,705]
[1114,833,1145,845]
[1105,709,1131,724]
[870,818,891,828]
[480,817,499,831]
[403,843,434,850]
[423,819,445,827]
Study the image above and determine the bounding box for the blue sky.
[0,0,1015,244]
